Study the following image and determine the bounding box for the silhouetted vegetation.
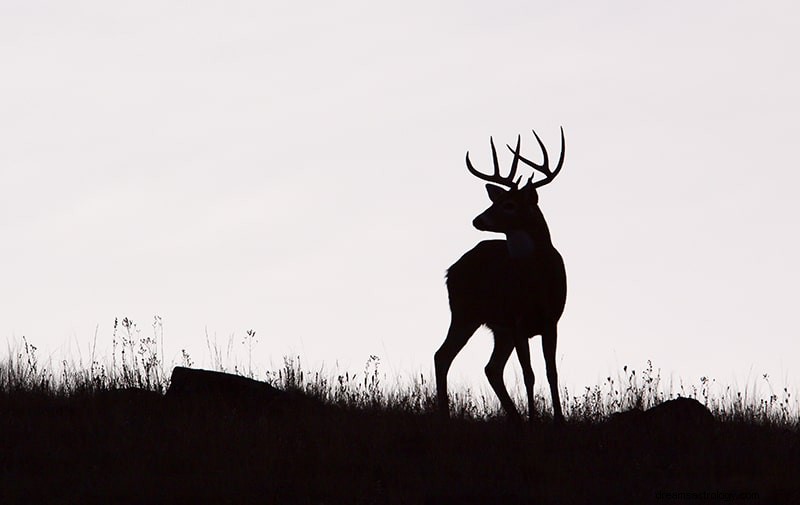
[2,325,798,504]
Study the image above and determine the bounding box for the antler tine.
[465,135,521,189]
[489,136,501,179]
[510,129,549,173]
[507,127,566,189]
[531,129,550,174]
[507,134,521,184]
[551,126,566,179]
[530,126,566,188]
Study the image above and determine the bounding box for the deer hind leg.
[542,326,565,423]
[435,317,479,418]
[485,327,520,422]
[514,332,536,421]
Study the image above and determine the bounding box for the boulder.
[609,397,714,431]
[165,367,286,412]
[644,397,715,430]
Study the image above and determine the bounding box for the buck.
[435,128,567,424]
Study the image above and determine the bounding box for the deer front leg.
[542,326,564,424]
[435,318,477,418]
[514,332,536,421]
[485,329,520,423]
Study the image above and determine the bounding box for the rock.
[609,397,714,432]
[605,397,717,469]
[644,397,715,430]
[165,367,286,412]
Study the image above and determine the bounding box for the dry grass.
[3,317,799,428]
[2,319,798,504]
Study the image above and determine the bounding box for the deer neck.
[505,230,537,258]
[505,210,553,258]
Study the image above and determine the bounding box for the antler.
[506,127,566,189]
[465,135,523,189]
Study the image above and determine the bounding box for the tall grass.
[2,317,168,396]
[2,318,798,428]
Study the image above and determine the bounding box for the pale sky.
[2,1,798,396]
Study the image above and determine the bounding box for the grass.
[3,318,797,426]
[2,319,799,504]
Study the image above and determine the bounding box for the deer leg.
[435,318,478,418]
[514,332,536,421]
[485,329,520,422]
[542,326,564,424]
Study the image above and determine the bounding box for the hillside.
[2,365,798,504]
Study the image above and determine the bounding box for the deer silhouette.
[435,128,567,424]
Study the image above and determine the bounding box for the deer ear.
[485,184,507,203]
[522,184,539,204]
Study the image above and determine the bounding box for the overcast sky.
[2,1,798,397]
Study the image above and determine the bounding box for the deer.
[435,128,567,424]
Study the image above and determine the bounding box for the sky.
[2,1,798,398]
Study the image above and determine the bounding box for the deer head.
[466,128,565,234]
